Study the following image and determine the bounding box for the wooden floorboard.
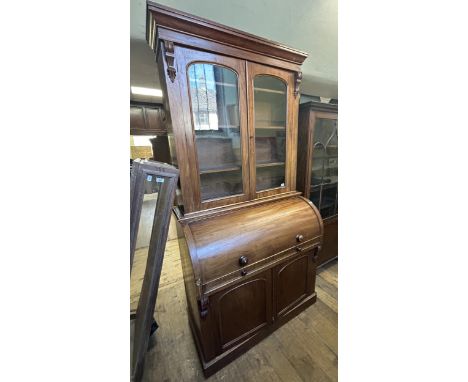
[131,239,338,381]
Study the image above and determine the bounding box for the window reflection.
[187,63,243,201]
[188,64,239,131]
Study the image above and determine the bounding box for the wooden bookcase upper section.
[146,2,307,71]
[146,2,308,215]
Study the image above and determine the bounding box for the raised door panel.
[175,47,250,212]
[246,62,298,199]
[130,106,146,132]
[211,271,272,352]
[145,107,165,133]
[274,253,315,318]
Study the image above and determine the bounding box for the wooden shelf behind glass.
[256,161,285,168]
[199,165,241,175]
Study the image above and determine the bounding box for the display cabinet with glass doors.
[297,101,338,266]
[146,2,322,376]
[148,4,302,215]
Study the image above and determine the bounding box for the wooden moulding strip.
[202,239,322,296]
[177,191,302,223]
[147,1,307,65]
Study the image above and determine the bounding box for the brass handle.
[239,256,248,266]
[296,234,304,242]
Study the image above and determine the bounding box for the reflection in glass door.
[310,118,338,218]
[253,75,287,191]
[188,63,243,201]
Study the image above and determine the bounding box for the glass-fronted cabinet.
[249,62,295,198]
[187,62,244,201]
[157,41,299,214]
[297,101,338,266]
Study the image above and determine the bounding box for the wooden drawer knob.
[296,234,304,242]
[238,256,248,266]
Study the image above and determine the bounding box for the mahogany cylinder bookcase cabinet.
[297,101,338,266]
[146,2,324,376]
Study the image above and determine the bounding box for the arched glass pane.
[310,118,338,218]
[187,63,243,201]
[253,75,287,191]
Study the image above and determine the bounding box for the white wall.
[130,0,337,100]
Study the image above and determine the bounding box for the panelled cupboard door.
[175,47,250,211]
[210,270,272,353]
[246,62,297,199]
[274,252,316,319]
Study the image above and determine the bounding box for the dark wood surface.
[149,136,171,164]
[130,160,179,382]
[132,241,338,382]
[184,196,322,294]
[143,4,325,377]
[296,103,338,266]
[130,103,166,136]
[150,2,305,214]
[318,217,338,266]
[176,195,323,376]
[147,1,307,68]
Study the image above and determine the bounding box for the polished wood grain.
[185,196,321,293]
[144,4,323,377]
[130,240,338,382]
[151,2,305,214]
[213,272,272,351]
[147,2,307,68]
[176,195,323,375]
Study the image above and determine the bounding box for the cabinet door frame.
[273,252,316,320]
[210,270,273,353]
[306,111,338,199]
[246,62,298,199]
[175,47,251,211]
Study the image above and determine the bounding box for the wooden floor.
[131,239,338,382]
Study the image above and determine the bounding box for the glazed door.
[176,47,250,211]
[274,252,316,320]
[246,62,297,198]
[308,112,338,219]
[210,270,272,353]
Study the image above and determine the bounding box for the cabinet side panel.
[176,224,201,332]
[157,52,178,167]
[318,218,338,266]
[296,107,311,195]
[157,44,197,211]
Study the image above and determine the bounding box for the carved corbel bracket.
[294,71,303,97]
[163,40,176,82]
